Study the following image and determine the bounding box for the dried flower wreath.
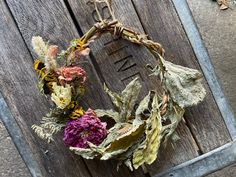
[32,0,206,171]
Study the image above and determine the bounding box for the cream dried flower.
[51,82,72,109]
[31,36,48,60]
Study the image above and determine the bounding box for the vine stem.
[78,21,165,73]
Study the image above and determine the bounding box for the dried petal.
[57,66,86,84]
[51,82,72,109]
[45,45,58,72]
[64,109,107,148]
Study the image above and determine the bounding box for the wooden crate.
[0,0,235,177]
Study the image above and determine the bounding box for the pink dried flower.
[57,66,86,84]
[45,45,58,71]
[63,109,107,148]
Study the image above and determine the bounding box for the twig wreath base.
[31,0,206,171]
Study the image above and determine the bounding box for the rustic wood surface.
[0,0,234,176]
[155,141,236,177]
[0,1,91,177]
[206,163,236,177]
[131,0,231,153]
[2,0,145,176]
[67,0,202,174]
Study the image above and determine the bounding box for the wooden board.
[206,163,236,177]
[131,0,231,153]
[2,0,145,176]
[155,141,236,177]
[67,0,199,174]
[0,0,234,176]
[0,1,90,177]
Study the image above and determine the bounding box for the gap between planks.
[4,0,146,176]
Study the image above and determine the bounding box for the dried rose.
[63,108,107,148]
[57,66,86,84]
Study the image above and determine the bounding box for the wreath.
[32,0,206,171]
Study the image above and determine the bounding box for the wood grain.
[0,1,90,177]
[131,0,231,153]
[148,121,199,175]
[155,141,236,177]
[206,163,236,177]
[67,0,199,174]
[4,0,145,176]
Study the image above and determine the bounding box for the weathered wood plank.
[152,121,199,174]
[0,1,91,177]
[155,141,236,177]
[67,0,199,174]
[0,93,42,177]
[131,0,231,153]
[206,163,236,177]
[173,0,236,140]
[5,0,146,176]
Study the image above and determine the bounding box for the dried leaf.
[132,93,162,169]
[135,91,153,120]
[32,109,65,143]
[95,109,120,122]
[101,120,145,160]
[104,84,123,110]
[217,0,229,10]
[70,146,98,159]
[120,78,142,121]
[161,102,185,145]
[100,123,126,148]
[103,78,142,122]
[163,61,206,108]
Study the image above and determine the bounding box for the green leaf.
[163,61,206,108]
[132,93,162,169]
[95,109,120,123]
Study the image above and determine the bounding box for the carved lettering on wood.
[87,1,144,85]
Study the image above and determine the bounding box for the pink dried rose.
[57,66,86,84]
[63,108,107,148]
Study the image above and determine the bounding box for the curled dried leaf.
[132,93,162,169]
[163,60,206,108]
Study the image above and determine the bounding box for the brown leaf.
[217,0,229,10]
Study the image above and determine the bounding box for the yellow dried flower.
[70,107,84,120]
[51,82,72,109]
